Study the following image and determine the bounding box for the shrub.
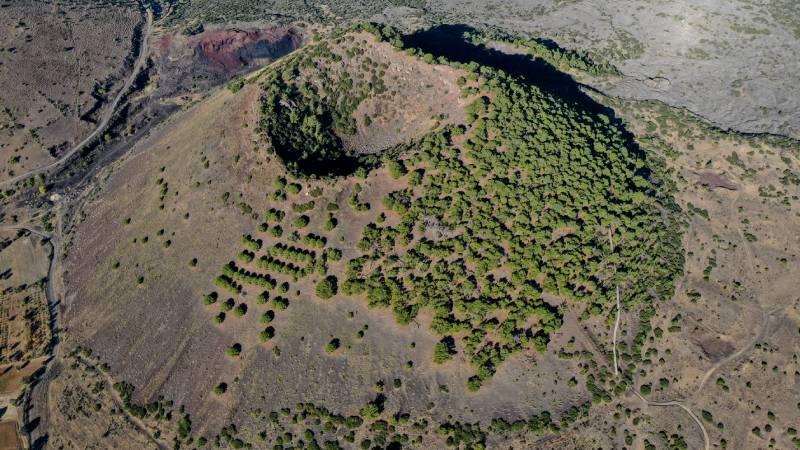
[408,169,423,186]
[287,183,302,194]
[292,215,310,229]
[264,208,285,222]
[316,276,338,299]
[324,216,338,231]
[387,160,407,179]
[233,303,248,317]
[226,343,242,357]
[226,77,245,92]
[203,292,218,305]
[359,396,384,418]
[325,338,341,353]
[292,200,315,213]
[213,383,227,395]
[269,225,284,237]
[302,233,327,248]
[272,296,289,310]
[433,336,456,363]
[466,376,482,392]
[260,327,276,342]
[260,311,275,324]
[214,312,225,324]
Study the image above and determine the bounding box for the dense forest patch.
[221,24,685,391]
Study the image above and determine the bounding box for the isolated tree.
[316,276,338,299]
[213,383,228,395]
[260,327,275,342]
[325,338,341,353]
[226,343,242,357]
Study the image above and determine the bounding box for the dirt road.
[633,392,711,450]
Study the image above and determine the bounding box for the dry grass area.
[0,230,49,291]
[44,349,169,449]
[557,98,800,448]
[0,421,21,450]
[0,229,51,373]
[0,0,142,182]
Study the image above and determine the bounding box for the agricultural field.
[0,228,52,450]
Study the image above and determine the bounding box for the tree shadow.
[402,24,648,162]
[31,434,49,450]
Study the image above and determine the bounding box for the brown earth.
[0,421,21,450]
[0,230,50,292]
[339,33,468,154]
[694,170,738,190]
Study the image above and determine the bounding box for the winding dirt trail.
[633,392,710,450]
[603,226,710,449]
[0,8,154,189]
[695,306,776,395]
[79,355,166,449]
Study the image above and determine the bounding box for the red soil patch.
[157,32,175,51]
[196,26,301,73]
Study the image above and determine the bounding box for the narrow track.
[633,392,710,450]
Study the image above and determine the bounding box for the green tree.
[226,343,242,357]
[325,338,341,353]
[316,276,338,299]
[260,327,275,342]
[433,336,456,363]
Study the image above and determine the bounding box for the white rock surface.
[420,0,800,136]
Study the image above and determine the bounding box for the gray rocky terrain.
[387,0,800,137]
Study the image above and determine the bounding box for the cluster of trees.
[264,207,285,222]
[292,200,315,213]
[330,30,682,389]
[222,261,277,289]
[302,233,327,248]
[257,255,305,280]
[192,383,575,448]
[241,234,263,251]
[268,243,316,266]
[214,274,241,294]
